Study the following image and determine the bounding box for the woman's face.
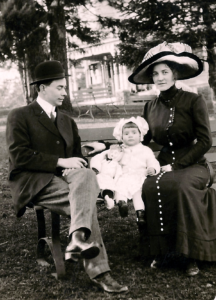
[152,63,175,91]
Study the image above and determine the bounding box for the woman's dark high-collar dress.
[143,85,212,169]
[141,85,216,261]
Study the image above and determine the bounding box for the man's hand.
[62,168,77,176]
[146,167,156,176]
[57,157,87,169]
[81,142,106,155]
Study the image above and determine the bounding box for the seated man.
[6,60,128,294]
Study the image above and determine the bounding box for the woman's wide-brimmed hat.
[128,42,203,84]
[30,60,70,85]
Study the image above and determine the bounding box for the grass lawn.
[1,129,216,300]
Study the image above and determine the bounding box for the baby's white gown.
[96,159,121,191]
[115,143,160,198]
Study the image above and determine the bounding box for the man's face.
[43,78,67,106]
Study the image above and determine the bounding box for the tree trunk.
[206,44,216,102]
[46,0,72,112]
[26,43,50,103]
[18,61,26,101]
[202,3,216,102]
[23,55,31,105]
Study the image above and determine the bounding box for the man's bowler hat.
[30,60,70,85]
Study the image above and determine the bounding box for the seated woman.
[85,41,216,277]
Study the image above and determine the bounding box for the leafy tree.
[99,0,216,98]
[43,0,102,111]
[0,0,48,104]
[0,0,102,109]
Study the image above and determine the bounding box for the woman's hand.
[161,164,172,172]
[81,142,106,155]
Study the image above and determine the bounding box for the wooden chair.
[34,205,65,279]
[72,86,120,119]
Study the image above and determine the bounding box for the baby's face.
[122,127,141,146]
[108,149,123,161]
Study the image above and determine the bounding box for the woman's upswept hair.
[147,60,181,80]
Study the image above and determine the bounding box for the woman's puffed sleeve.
[146,147,161,174]
[173,94,212,169]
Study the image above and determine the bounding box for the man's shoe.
[65,230,100,261]
[91,272,128,293]
[118,200,128,218]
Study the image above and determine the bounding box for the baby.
[113,116,160,225]
[91,116,160,226]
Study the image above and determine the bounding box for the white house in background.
[67,1,213,109]
[68,37,132,102]
[68,38,211,105]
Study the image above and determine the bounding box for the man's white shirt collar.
[36,96,56,119]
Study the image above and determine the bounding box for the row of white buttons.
[170,108,176,166]
[167,107,176,166]
[156,171,166,231]
[156,107,175,232]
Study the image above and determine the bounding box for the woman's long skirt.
[142,163,216,261]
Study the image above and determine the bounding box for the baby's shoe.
[136,210,146,225]
[118,200,128,218]
[104,195,115,210]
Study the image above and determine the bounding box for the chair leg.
[35,208,46,259]
[94,105,104,113]
[89,106,95,120]
[50,211,66,279]
[35,208,66,279]
[123,104,127,114]
[110,96,119,109]
[105,105,111,118]
[73,101,82,118]
[78,106,95,120]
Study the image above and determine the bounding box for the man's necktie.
[50,107,56,122]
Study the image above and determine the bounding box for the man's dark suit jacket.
[6,101,84,217]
